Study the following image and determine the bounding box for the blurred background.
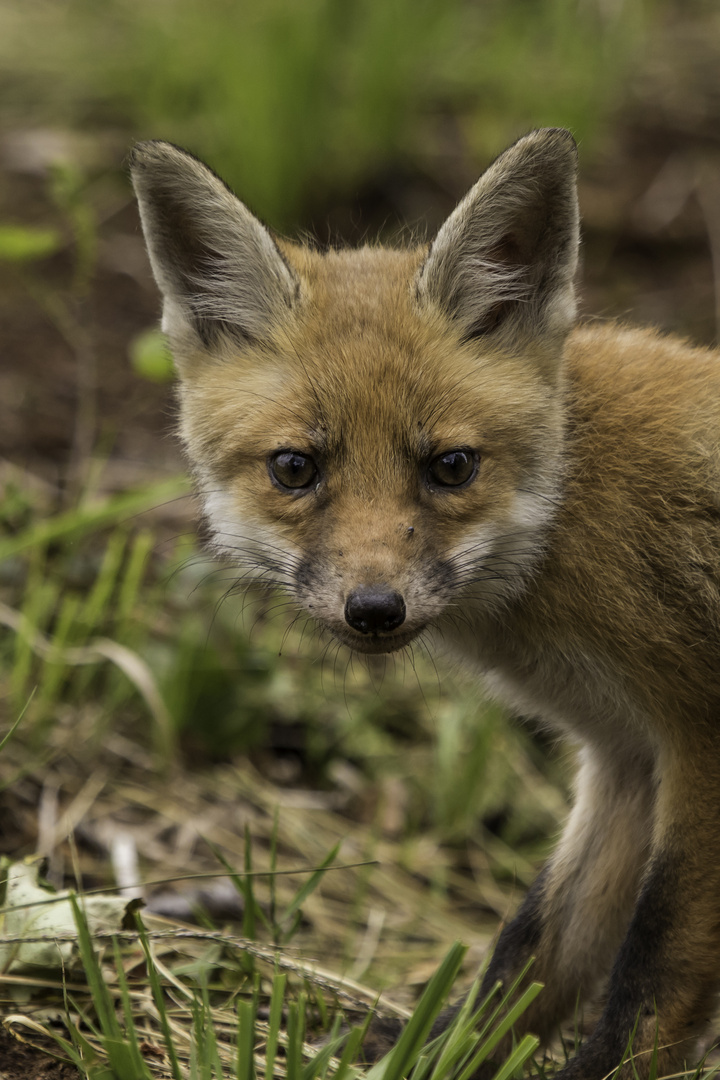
[1,0,720,991]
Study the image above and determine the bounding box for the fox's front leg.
[363,745,655,1062]
[464,744,656,1044]
[553,743,720,1080]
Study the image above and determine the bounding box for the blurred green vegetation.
[0,489,565,856]
[2,0,649,228]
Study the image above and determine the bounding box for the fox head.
[130,129,579,654]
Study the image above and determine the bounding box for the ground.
[0,1025,79,1080]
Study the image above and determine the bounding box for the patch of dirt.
[0,1025,77,1080]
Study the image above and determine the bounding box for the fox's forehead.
[269,245,487,450]
[182,242,555,476]
[281,242,426,316]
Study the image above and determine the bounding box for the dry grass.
[0,684,563,1077]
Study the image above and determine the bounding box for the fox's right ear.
[130,142,298,361]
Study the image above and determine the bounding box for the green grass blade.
[190,994,212,1080]
[58,976,105,1076]
[328,1024,364,1080]
[313,983,329,1032]
[36,592,80,709]
[117,528,153,628]
[79,529,127,642]
[268,807,279,934]
[237,997,257,1080]
[471,957,534,1049]
[278,840,341,931]
[210,839,272,944]
[489,981,544,1044]
[0,687,35,753]
[67,912,154,1079]
[0,476,189,563]
[104,1037,152,1078]
[456,981,544,1080]
[286,994,306,1080]
[426,976,482,1080]
[112,936,154,1080]
[264,970,287,1080]
[366,941,467,1080]
[614,1009,642,1080]
[313,1016,344,1080]
[69,893,121,1040]
[0,223,62,260]
[243,824,257,942]
[301,1023,346,1080]
[200,983,224,1079]
[134,912,183,1080]
[11,575,56,708]
[72,529,126,698]
[490,1033,541,1080]
[409,1053,430,1080]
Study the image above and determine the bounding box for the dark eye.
[427,449,476,488]
[269,451,318,491]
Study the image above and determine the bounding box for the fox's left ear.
[416,128,579,358]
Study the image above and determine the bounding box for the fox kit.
[131,128,720,1079]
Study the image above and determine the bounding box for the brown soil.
[0,1025,78,1080]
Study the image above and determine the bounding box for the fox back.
[132,130,720,1080]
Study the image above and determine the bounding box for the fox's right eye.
[269,451,318,491]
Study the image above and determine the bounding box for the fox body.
[131,130,720,1079]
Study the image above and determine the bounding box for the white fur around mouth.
[331,626,424,655]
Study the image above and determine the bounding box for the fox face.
[130,130,576,655]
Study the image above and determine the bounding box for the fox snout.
[344,586,406,635]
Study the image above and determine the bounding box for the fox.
[130,127,720,1079]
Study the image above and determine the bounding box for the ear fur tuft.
[416,128,579,352]
[130,141,298,351]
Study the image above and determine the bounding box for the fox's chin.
[329,626,425,655]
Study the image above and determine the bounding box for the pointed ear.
[129,141,299,356]
[416,128,579,354]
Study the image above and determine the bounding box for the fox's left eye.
[269,451,318,491]
[427,449,476,488]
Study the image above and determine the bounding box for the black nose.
[344,587,406,634]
